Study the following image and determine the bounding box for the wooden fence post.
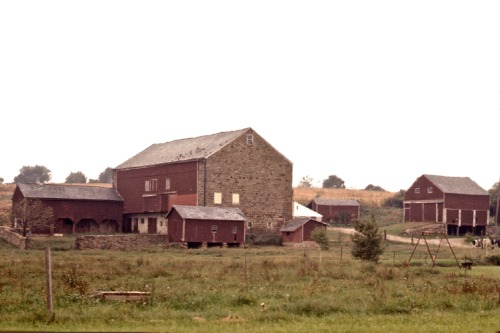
[45,246,53,312]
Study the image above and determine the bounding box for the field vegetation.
[1,231,500,332]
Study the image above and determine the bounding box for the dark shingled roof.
[423,175,488,195]
[16,183,123,201]
[167,205,246,221]
[280,217,327,232]
[116,128,250,169]
[311,198,359,206]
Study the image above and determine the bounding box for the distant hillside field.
[294,187,395,208]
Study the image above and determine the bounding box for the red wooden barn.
[403,174,490,236]
[12,183,123,234]
[280,217,328,244]
[308,198,360,223]
[166,205,246,248]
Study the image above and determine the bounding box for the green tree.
[14,165,51,183]
[65,171,87,183]
[12,198,55,238]
[322,175,345,189]
[351,213,385,262]
[311,227,329,250]
[488,181,500,218]
[365,184,385,191]
[383,190,405,208]
[298,175,313,188]
[98,167,113,183]
[0,177,3,184]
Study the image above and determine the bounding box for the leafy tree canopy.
[322,175,345,189]
[351,213,385,262]
[364,184,385,191]
[12,198,55,237]
[298,175,313,188]
[65,171,87,184]
[0,177,3,184]
[98,167,113,183]
[488,181,500,216]
[14,165,51,184]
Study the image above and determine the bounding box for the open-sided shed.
[12,183,123,234]
[166,205,246,248]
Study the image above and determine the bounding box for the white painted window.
[247,222,253,229]
[232,193,240,205]
[165,178,171,190]
[214,192,222,204]
[211,225,218,233]
[246,134,254,145]
[232,226,237,234]
[145,179,158,192]
[267,221,273,229]
[415,188,420,194]
[427,187,433,193]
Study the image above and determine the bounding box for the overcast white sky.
[1,1,499,192]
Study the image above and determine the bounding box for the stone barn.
[114,128,293,240]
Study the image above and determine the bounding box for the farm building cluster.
[10,127,494,248]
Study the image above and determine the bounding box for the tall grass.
[1,238,500,332]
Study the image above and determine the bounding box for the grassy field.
[1,233,500,332]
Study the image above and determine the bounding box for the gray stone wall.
[0,226,27,249]
[198,129,293,235]
[75,234,169,250]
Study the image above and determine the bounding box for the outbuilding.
[166,205,246,248]
[12,183,123,234]
[308,198,360,224]
[280,217,328,244]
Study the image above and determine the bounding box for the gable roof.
[421,175,488,195]
[116,128,250,170]
[280,217,327,232]
[16,183,123,202]
[166,205,246,221]
[311,198,359,206]
[293,201,322,218]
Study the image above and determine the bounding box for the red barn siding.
[167,209,244,244]
[116,163,198,215]
[310,202,359,223]
[281,219,327,243]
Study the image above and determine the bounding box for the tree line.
[3,165,114,184]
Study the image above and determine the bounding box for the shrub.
[310,227,329,250]
[351,213,385,262]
